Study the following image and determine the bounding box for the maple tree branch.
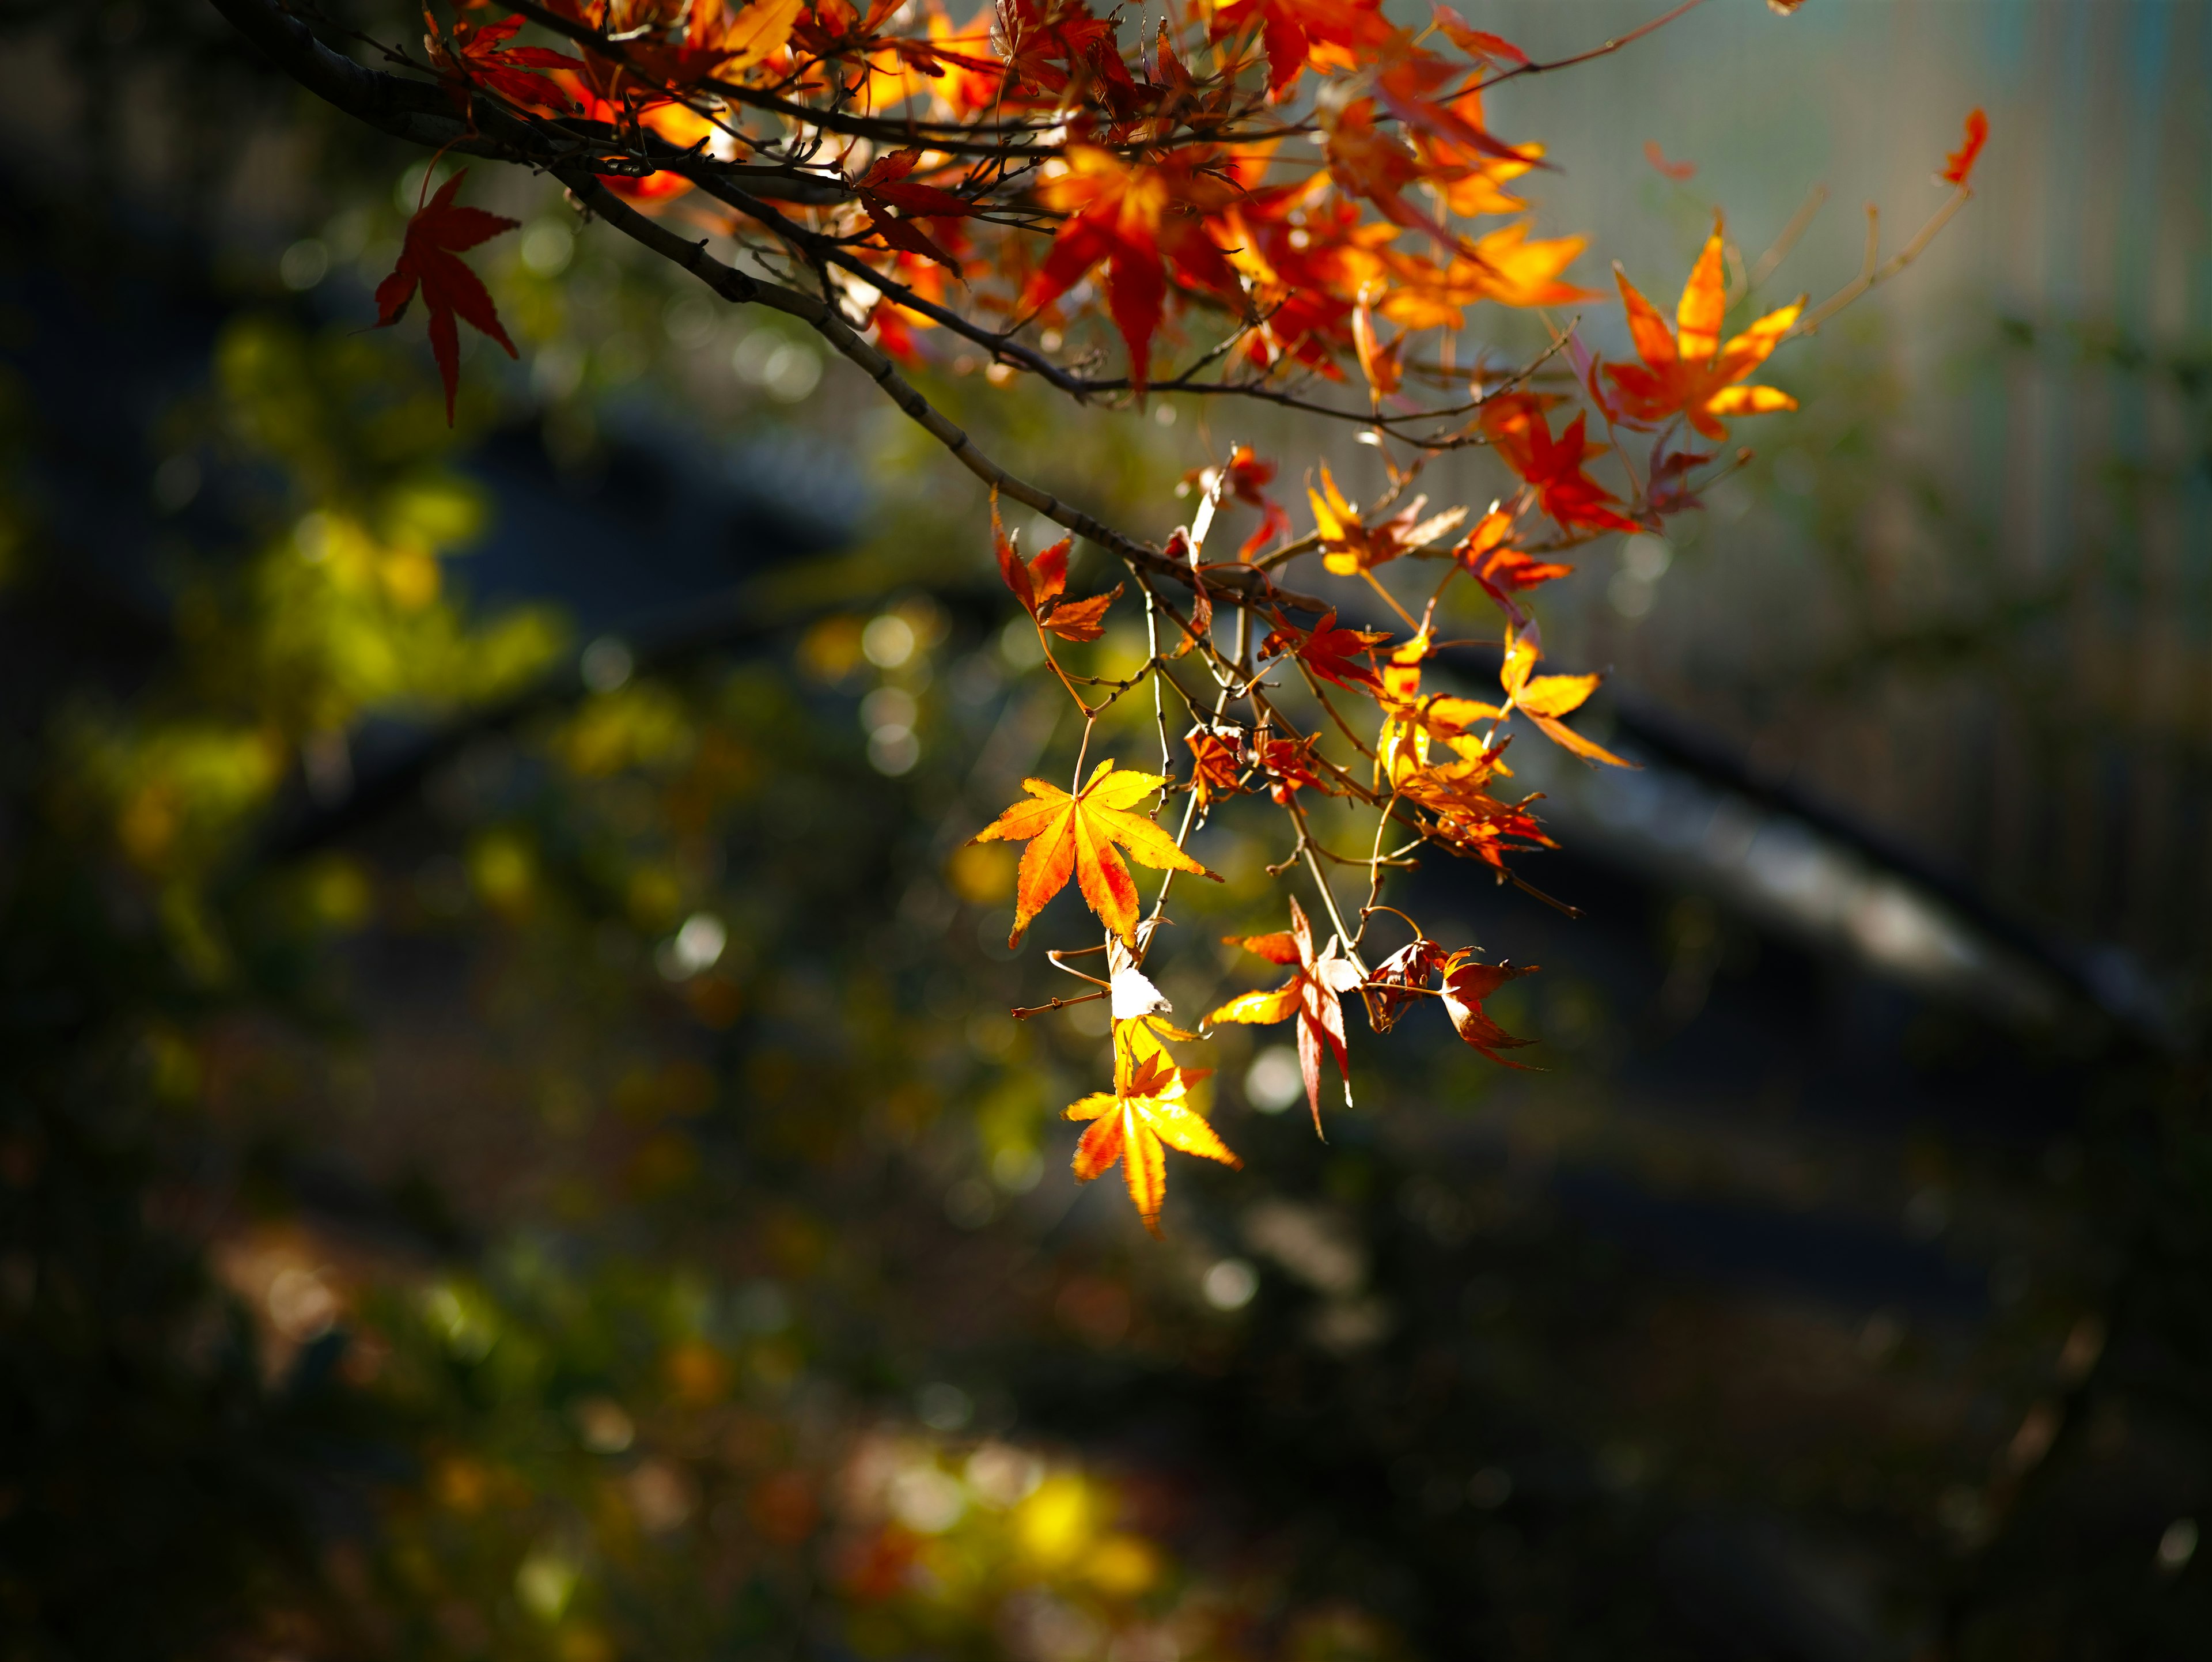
[207,0,846,200]
[1740,183,1830,303]
[1475,0,1711,92]
[501,0,1309,159]
[210,0,1581,467]
[1792,185,1974,338]
[1285,798,1366,974]
[556,170,1324,615]
[1011,990,1105,1020]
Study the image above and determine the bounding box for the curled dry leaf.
[1364,936,1450,1033]
[1440,951,1539,1065]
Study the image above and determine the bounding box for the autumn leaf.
[1455,508,1572,628]
[1253,732,1333,804]
[1439,950,1537,1065]
[1351,297,1404,401]
[1374,638,1501,786]
[1940,107,1990,188]
[1207,896,1363,1135]
[1260,608,1392,694]
[1321,96,1465,251]
[1427,7,1527,67]
[1185,726,1246,808]
[855,147,976,270]
[1214,444,1293,558]
[1372,222,1595,328]
[1308,465,1465,576]
[1365,936,1449,1032]
[993,495,1120,642]
[970,759,1218,945]
[374,170,520,425]
[1482,400,1641,535]
[1403,85,1543,221]
[1066,1017,1237,1237]
[427,11,582,113]
[1647,441,1717,516]
[1208,0,1396,101]
[1500,627,1635,767]
[1396,749,1554,874]
[1602,215,1804,441]
[1020,146,1246,392]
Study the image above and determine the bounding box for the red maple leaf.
[1260,608,1392,694]
[1483,400,1640,535]
[855,149,976,270]
[1209,0,1396,101]
[427,11,582,113]
[374,171,520,424]
[1022,146,1245,392]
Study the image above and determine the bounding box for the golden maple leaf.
[1498,627,1635,767]
[971,760,1218,945]
[1066,1017,1238,1236]
[1373,630,1502,786]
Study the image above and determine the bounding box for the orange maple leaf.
[1185,727,1246,808]
[1209,444,1293,558]
[1020,146,1245,392]
[373,171,520,424]
[1940,107,1990,188]
[1602,217,1804,441]
[1253,731,1333,804]
[993,497,1120,643]
[1066,1017,1237,1237]
[1373,222,1596,330]
[970,760,1218,945]
[1455,508,1573,627]
[1207,896,1365,1135]
[1427,7,1527,69]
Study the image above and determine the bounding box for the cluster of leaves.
[233,0,1988,1232]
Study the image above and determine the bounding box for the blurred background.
[2,2,2209,1659]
